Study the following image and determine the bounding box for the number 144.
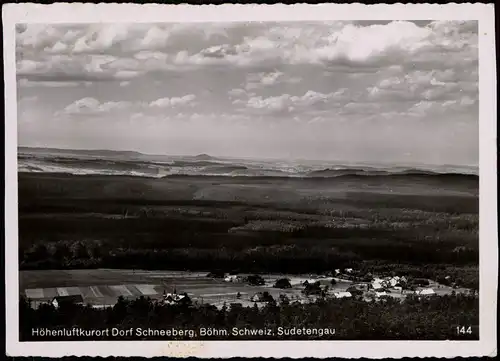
[456,326,473,335]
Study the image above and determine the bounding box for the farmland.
[20,269,343,308]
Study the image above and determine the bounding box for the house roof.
[53,295,84,303]
[333,292,352,298]
[164,293,186,302]
[418,288,435,295]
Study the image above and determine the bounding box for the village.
[23,267,473,311]
[209,268,470,306]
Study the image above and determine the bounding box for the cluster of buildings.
[342,273,437,299]
[48,290,192,309]
[370,276,407,292]
[224,275,243,283]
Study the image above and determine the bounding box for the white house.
[333,292,352,299]
[304,279,319,284]
[51,295,84,308]
[224,275,242,283]
[334,269,341,275]
[389,277,400,287]
[345,268,353,273]
[371,281,383,290]
[417,288,435,296]
[250,292,266,302]
[375,291,388,298]
[163,292,189,305]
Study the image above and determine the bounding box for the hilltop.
[192,153,217,161]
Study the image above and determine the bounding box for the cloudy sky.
[16,20,478,165]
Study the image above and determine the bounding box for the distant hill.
[18,147,143,158]
[192,153,217,161]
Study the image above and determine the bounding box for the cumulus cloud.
[17,52,144,84]
[15,23,233,84]
[59,93,198,117]
[407,94,478,118]
[18,78,82,88]
[244,70,301,90]
[16,21,478,85]
[174,20,477,71]
[150,94,196,108]
[228,88,246,98]
[237,89,351,115]
[60,97,133,116]
[367,67,477,105]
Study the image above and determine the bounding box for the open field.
[20,269,343,305]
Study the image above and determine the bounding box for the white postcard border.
[3,3,497,358]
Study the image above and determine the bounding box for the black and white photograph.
[4,3,497,358]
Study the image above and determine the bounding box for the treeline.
[20,293,479,341]
[19,230,479,289]
[19,239,478,284]
[19,240,360,273]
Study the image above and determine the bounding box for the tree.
[207,270,225,278]
[246,275,265,286]
[73,241,90,260]
[346,286,363,297]
[26,243,49,263]
[303,281,322,296]
[261,291,275,303]
[273,278,292,289]
[413,278,430,287]
[112,296,128,323]
[279,294,290,305]
[53,242,71,263]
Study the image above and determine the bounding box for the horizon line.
[17,145,479,169]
